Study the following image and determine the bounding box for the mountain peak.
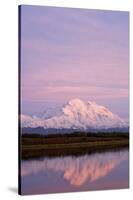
[63,98,113,119]
[69,98,85,106]
[21,99,128,132]
[63,98,87,118]
[68,98,96,108]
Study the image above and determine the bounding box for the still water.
[21,149,129,195]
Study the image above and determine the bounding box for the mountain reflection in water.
[21,149,129,192]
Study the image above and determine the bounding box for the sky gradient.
[20,5,129,119]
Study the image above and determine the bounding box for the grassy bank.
[21,132,129,159]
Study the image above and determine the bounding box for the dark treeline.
[21,132,129,146]
[21,132,129,160]
[22,146,128,160]
[22,131,129,139]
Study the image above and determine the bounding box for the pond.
[21,148,129,195]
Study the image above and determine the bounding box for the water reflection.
[21,149,128,188]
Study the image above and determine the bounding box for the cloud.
[21,85,128,102]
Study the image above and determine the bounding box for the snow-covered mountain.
[35,106,62,120]
[21,99,128,133]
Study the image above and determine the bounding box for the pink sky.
[20,6,129,118]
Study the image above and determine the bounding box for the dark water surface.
[21,148,129,195]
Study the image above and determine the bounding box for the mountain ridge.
[21,99,128,134]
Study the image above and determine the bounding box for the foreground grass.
[21,132,129,159]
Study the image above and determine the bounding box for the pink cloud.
[21,85,128,102]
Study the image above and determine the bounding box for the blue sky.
[20,5,129,118]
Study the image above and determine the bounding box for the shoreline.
[21,132,129,159]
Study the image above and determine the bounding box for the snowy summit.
[21,99,128,132]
